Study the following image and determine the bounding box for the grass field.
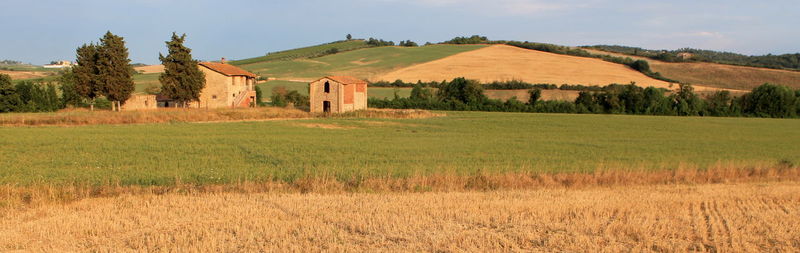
[133,73,160,93]
[230,40,372,65]
[1,112,797,186]
[3,182,797,251]
[582,48,800,90]
[237,44,487,80]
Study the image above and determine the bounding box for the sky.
[1,0,798,65]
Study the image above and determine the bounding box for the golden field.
[1,166,799,251]
[582,48,800,91]
[375,45,722,90]
[1,181,798,252]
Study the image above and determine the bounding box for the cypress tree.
[73,43,102,110]
[59,69,85,108]
[97,31,134,111]
[0,74,20,112]
[159,33,205,107]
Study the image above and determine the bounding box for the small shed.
[309,76,368,113]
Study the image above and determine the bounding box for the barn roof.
[199,62,257,78]
[315,76,367,85]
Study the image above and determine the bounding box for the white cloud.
[380,0,592,15]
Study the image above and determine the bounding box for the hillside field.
[375,45,699,90]
[1,111,797,186]
[230,40,373,65]
[236,44,487,81]
[582,48,800,91]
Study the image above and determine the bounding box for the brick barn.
[309,76,368,113]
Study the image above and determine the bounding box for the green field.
[133,73,160,93]
[230,40,372,65]
[1,112,798,186]
[237,44,487,80]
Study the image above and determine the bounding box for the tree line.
[368,77,800,118]
[369,79,664,92]
[0,31,207,113]
[587,45,800,71]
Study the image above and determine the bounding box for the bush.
[742,83,797,118]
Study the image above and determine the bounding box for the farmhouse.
[43,60,74,69]
[309,76,368,113]
[145,59,258,109]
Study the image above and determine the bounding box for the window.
[212,95,217,99]
[324,81,330,93]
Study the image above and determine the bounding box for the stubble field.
[2,182,799,251]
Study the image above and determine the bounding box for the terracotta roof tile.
[324,76,367,85]
[199,62,257,78]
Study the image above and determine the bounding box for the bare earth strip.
[376,45,729,91]
[1,182,798,251]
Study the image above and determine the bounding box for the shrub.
[742,83,797,118]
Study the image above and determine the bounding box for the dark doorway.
[323,101,331,113]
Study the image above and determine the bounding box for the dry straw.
[2,163,796,210]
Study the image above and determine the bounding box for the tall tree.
[0,74,20,112]
[159,33,205,107]
[59,69,85,108]
[97,31,134,111]
[73,43,102,110]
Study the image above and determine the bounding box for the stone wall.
[309,78,342,113]
[196,67,232,108]
[122,94,158,111]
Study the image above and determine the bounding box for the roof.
[315,76,367,85]
[199,62,257,78]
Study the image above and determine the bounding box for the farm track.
[1,182,799,251]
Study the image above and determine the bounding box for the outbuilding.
[309,76,368,113]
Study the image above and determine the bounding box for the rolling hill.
[376,44,689,90]
[130,39,799,98]
[234,44,488,81]
[582,48,800,90]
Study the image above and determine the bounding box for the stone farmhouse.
[309,76,368,113]
[123,59,258,110]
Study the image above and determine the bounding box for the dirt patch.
[294,123,357,129]
[376,45,725,91]
[350,58,380,65]
[297,59,330,65]
[134,65,164,74]
[359,121,422,128]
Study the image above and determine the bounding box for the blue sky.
[2,0,798,65]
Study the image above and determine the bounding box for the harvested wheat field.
[377,45,723,91]
[0,70,48,80]
[1,182,798,251]
[133,64,164,74]
[651,61,800,91]
[582,48,800,91]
